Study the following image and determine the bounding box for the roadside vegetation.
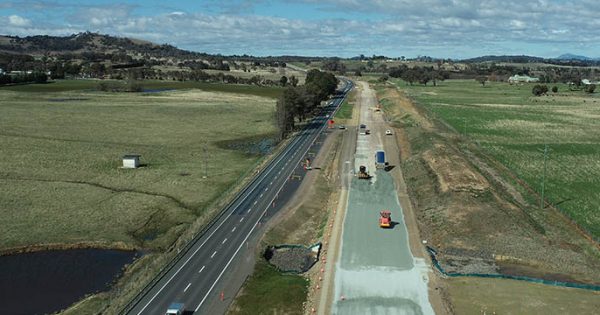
[333,88,356,121]
[229,133,340,315]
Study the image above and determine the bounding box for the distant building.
[508,74,540,83]
[122,154,141,169]
[581,79,600,85]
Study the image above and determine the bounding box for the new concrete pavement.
[331,81,434,315]
[124,80,354,315]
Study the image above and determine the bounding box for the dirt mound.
[422,144,489,194]
[264,244,320,273]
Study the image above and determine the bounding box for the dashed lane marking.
[222,238,228,244]
[231,227,237,232]
[199,266,205,273]
[210,251,217,259]
[184,283,192,292]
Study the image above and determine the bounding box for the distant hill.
[0,32,204,59]
[556,53,598,61]
[461,55,547,63]
[461,54,600,66]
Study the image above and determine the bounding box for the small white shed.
[122,154,141,168]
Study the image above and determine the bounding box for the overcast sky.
[1,0,599,59]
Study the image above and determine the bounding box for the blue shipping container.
[375,150,385,166]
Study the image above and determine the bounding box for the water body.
[0,249,139,315]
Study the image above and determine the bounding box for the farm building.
[582,79,600,85]
[508,74,540,83]
[122,154,141,168]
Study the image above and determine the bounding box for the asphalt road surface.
[124,79,354,315]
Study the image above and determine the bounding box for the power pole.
[202,146,208,178]
[539,144,550,210]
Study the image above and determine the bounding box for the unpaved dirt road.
[323,81,435,314]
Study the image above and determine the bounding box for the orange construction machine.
[379,210,391,228]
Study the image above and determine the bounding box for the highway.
[124,79,353,315]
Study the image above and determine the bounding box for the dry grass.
[0,87,277,250]
[447,277,600,315]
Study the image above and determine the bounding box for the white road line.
[265,187,269,191]
[240,217,244,222]
[260,193,263,197]
[210,251,217,258]
[254,200,258,205]
[193,111,340,311]
[222,238,228,244]
[231,227,236,232]
[198,266,205,273]
[247,209,251,214]
[270,181,273,185]
[184,283,192,292]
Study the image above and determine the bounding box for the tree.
[552,86,558,93]
[585,84,596,94]
[476,76,487,86]
[354,70,362,76]
[279,75,288,87]
[532,84,548,96]
[288,75,299,87]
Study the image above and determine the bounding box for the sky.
[1,0,599,59]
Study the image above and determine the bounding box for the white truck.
[166,302,185,315]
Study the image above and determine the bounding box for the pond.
[0,249,139,315]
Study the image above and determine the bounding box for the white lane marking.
[231,227,237,232]
[193,123,330,311]
[265,187,269,191]
[270,181,273,185]
[254,200,258,205]
[210,251,217,258]
[247,209,251,214]
[222,238,228,244]
[143,84,352,314]
[260,193,263,197]
[199,266,205,273]
[184,283,192,292]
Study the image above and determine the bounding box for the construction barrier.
[426,246,600,291]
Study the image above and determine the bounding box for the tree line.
[0,72,48,85]
[275,70,338,140]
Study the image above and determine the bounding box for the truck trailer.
[375,150,386,169]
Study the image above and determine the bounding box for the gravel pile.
[265,246,318,273]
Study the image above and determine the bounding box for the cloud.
[0,0,599,58]
[8,15,31,27]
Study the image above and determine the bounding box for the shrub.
[585,84,596,94]
[552,86,558,93]
[532,84,548,96]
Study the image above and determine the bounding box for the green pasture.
[0,81,278,250]
[393,79,600,237]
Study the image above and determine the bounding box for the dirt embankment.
[377,84,600,286]
[0,241,136,256]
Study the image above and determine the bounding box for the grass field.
[392,79,600,238]
[227,260,309,315]
[447,277,600,315]
[333,89,356,122]
[0,79,284,98]
[0,80,279,251]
